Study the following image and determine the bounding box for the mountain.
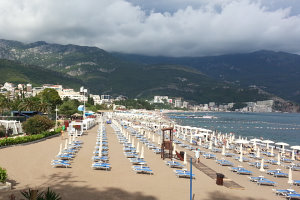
[0,59,83,89]
[113,51,300,104]
[0,39,275,104]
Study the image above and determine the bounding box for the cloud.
[0,0,300,56]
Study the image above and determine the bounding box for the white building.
[153,96,169,104]
[174,98,182,108]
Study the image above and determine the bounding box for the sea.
[166,112,300,147]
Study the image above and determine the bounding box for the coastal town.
[1,82,275,113]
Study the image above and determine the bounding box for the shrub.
[0,125,6,137]
[0,167,7,183]
[0,129,60,147]
[23,115,54,135]
[21,187,61,200]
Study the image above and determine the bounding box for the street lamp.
[83,88,87,120]
[55,106,59,129]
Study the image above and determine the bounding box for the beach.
[0,115,299,200]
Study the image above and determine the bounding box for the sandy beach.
[0,122,299,200]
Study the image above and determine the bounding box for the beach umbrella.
[288,167,293,185]
[214,138,218,147]
[58,143,62,155]
[275,142,289,153]
[183,152,187,165]
[291,146,300,150]
[140,146,144,159]
[277,153,281,165]
[271,146,274,156]
[221,145,226,156]
[239,143,243,162]
[190,136,193,144]
[199,138,202,146]
[226,140,230,149]
[262,140,274,150]
[291,146,300,160]
[172,144,176,155]
[132,138,135,148]
[259,158,265,172]
[152,134,155,142]
[136,142,140,153]
[128,135,131,144]
[209,140,213,150]
[158,136,161,145]
[64,139,68,150]
[257,148,261,158]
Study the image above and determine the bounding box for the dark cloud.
[0,0,300,56]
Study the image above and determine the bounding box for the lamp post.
[55,106,58,129]
[83,88,87,120]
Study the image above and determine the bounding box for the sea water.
[167,112,300,146]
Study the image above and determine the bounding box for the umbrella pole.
[190,158,193,200]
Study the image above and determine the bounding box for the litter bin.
[180,151,184,159]
[216,173,224,185]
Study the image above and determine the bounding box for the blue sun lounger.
[91,163,111,171]
[274,172,288,178]
[293,180,300,186]
[236,169,252,175]
[286,193,300,199]
[257,179,276,186]
[166,161,184,168]
[51,160,71,168]
[133,167,153,175]
[273,189,299,197]
[203,153,216,159]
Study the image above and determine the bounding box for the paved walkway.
[185,154,245,190]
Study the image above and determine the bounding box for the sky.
[0,0,300,57]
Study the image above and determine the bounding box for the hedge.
[0,128,61,147]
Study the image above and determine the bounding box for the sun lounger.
[267,169,281,175]
[273,172,288,178]
[293,180,300,186]
[236,169,252,175]
[217,160,234,166]
[203,153,216,159]
[230,167,245,172]
[176,171,195,179]
[257,179,276,186]
[248,176,265,182]
[286,193,300,200]
[133,167,153,175]
[51,161,71,168]
[91,163,111,171]
[272,189,297,196]
[224,152,235,157]
[166,161,184,168]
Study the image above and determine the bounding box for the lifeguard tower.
[161,127,174,160]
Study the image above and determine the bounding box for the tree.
[22,115,54,135]
[39,89,62,112]
[18,97,40,111]
[59,99,80,117]
[0,94,10,115]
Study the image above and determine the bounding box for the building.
[26,84,32,92]
[174,98,182,108]
[182,101,189,108]
[153,96,169,104]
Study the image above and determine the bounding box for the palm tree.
[37,102,49,113]
[19,98,37,111]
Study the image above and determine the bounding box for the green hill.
[0,59,83,89]
[0,39,272,104]
[113,50,300,103]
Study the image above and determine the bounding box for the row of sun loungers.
[91,126,111,171]
[113,124,153,175]
[51,136,83,168]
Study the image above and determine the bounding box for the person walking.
[195,148,200,163]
